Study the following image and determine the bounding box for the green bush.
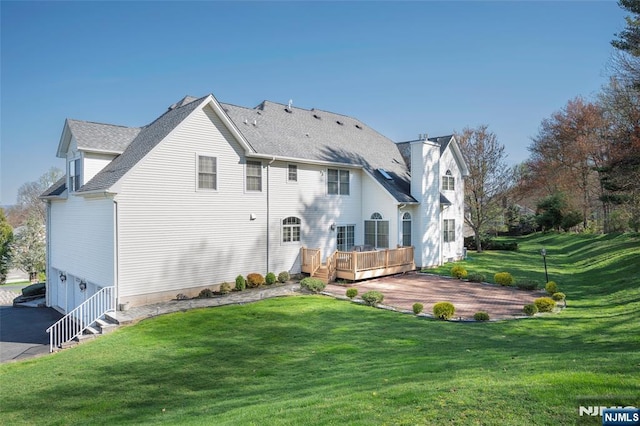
[494,272,515,286]
[247,273,265,288]
[412,303,424,315]
[346,288,358,299]
[433,302,455,320]
[361,291,384,306]
[552,292,566,301]
[219,282,232,294]
[516,279,540,291]
[265,272,277,285]
[450,264,468,279]
[300,277,326,293]
[474,311,490,321]
[534,297,556,313]
[277,271,290,283]
[545,281,558,295]
[467,273,486,283]
[523,304,538,316]
[198,288,214,298]
[235,275,246,291]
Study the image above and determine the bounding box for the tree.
[16,167,63,224]
[457,125,515,252]
[612,0,640,88]
[0,209,13,284]
[528,97,608,230]
[11,212,46,282]
[536,192,583,232]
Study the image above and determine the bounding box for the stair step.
[85,325,100,335]
[95,318,118,334]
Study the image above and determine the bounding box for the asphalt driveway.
[0,289,63,363]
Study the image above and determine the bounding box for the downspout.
[113,200,119,310]
[266,157,275,273]
[45,201,51,307]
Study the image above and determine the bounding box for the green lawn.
[1,233,639,425]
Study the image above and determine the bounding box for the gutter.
[247,153,364,170]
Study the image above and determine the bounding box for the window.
[443,219,456,242]
[337,225,355,251]
[402,212,412,247]
[328,169,349,195]
[364,212,389,248]
[282,217,301,243]
[246,160,262,191]
[197,155,217,190]
[288,164,298,182]
[69,158,81,192]
[442,170,455,191]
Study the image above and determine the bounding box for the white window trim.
[68,156,82,193]
[281,216,302,244]
[336,224,356,252]
[287,164,298,183]
[443,219,456,243]
[196,153,218,192]
[327,168,350,196]
[245,160,263,193]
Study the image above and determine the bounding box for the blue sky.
[0,1,626,205]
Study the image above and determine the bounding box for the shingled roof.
[77,95,207,193]
[221,101,415,203]
[64,120,141,155]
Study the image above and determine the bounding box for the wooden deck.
[301,247,415,283]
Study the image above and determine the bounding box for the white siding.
[440,146,466,261]
[361,172,399,247]
[48,196,114,312]
[267,161,363,271]
[116,105,268,298]
[83,152,117,184]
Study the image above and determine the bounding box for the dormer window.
[442,170,455,191]
[69,158,82,192]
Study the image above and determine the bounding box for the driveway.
[325,273,546,320]
[0,289,63,363]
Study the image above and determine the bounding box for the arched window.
[364,212,389,248]
[402,212,412,247]
[442,170,455,191]
[282,217,301,243]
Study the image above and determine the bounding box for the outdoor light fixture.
[330,223,336,231]
[79,280,87,291]
[59,272,67,282]
[540,248,549,283]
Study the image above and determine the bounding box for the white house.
[41,94,468,314]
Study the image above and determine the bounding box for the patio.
[324,272,547,320]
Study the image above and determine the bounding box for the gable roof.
[77,95,207,193]
[221,101,414,203]
[396,135,469,177]
[40,176,67,198]
[58,120,141,157]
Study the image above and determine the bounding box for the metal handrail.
[46,286,116,352]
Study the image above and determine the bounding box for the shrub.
[516,279,540,291]
[467,273,486,283]
[474,311,490,321]
[300,277,326,293]
[433,302,455,320]
[265,272,277,285]
[235,275,246,291]
[198,288,214,298]
[219,282,232,294]
[545,281,558,295]
[361,291,384,306]
[412,303,424,315]
[523,304,538,316]
[494,272,515,286]
[247,273,265,288]
[450,264,468,279]
[277,271,290,283]
[346,288,358,299]
[176,293,188,300]
[534,297,556,313]
[552,292,566,301]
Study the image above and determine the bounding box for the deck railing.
[301,246,415,282]
[46,286,116,352]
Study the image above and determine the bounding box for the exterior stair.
[60,315,119,349]
[312,265,329,283]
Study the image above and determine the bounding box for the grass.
[1,233,639,425]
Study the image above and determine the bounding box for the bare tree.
[15,167,62,224]
[11,212,45,282]
[457,125,515,252]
